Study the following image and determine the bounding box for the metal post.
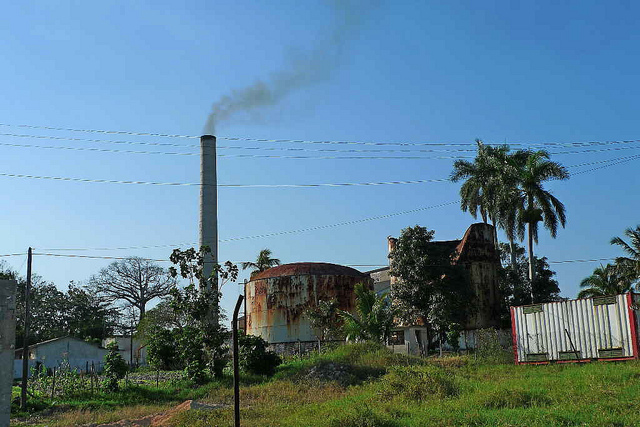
[20,247,32,409]
[232,294,244,427]
[130,319,134,366]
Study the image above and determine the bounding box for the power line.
[29,152,640,254]
[33,253,171,262]
[0,123,198,139]
[0,172,201,186]
[3,137,640,159]
[0,253,26,257]
[28,252,619,266]
[1,151,637,188]
[5,131,640,154]
[3,121,640,149]
[38,200,461,252]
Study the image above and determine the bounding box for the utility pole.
[232,294,244,427]
[20,247,32,410]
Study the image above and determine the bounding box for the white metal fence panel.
[512,294,637,363]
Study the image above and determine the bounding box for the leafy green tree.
[389,225,471,350]
[102,342,128,392]
[497,242,561,324]
[145,328,180,371]
[241,248,281,278]
[238,334,281,376]
[168,246,238,381]
[306,299,343,341]
[339,282,395,343]
[65,283,118,342]
[610,225,640,287]
[578,264,634,298]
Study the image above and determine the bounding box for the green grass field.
[11,343,640,426]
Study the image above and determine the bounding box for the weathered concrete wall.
[0,279,17,427]
[454,223,501,329]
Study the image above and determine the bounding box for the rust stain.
[245,262,372,342]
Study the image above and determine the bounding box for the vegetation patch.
[478,387,552,409]
[378,365,460,401]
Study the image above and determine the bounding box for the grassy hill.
[12,342,640,426]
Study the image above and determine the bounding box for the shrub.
[378,365,460,401]
[239,334,282,376]
[103,342,128,391]
[474,328,513,364]
[146,328,180,370]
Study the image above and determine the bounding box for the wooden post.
[156,369,159,388]
[20,247,32,410]
[51,367,56,398]
[232,294,244,427]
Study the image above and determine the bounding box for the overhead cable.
[38,200,460,252]
[2,122,640,149]
[0,152,637,188]
[0,123,198,139]
[29,252,618,266]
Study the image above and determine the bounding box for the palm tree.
[518,150,569,287]
[578,264,634,298]
[610,225,640,286]
[451,141,527,269]
[491,148,529,270]
[451,140,496,226]
[339,283,395,343]
[241,249,281,278]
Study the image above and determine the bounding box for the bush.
[474,328,513,364]
[103,342,128,391]
[146,328,180,370]
[239,334,282,376]
[378,365,460,401]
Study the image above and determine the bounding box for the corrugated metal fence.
[511,293,640,364]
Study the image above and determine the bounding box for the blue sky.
[1,0,638,319]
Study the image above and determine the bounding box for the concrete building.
[14,336,108,378]
[369,223,502,354]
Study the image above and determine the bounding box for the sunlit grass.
[12,344,640,426]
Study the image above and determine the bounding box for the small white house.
[14,336,108,378]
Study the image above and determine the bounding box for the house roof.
[15,336,103,353]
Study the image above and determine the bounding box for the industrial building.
[369,222,503,353]
[243,223,503,354]
[244,262,372,354]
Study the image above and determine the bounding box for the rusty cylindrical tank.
[244,262,372,343]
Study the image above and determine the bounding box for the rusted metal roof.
[251,262,368,281]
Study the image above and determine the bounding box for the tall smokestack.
[200,135,218,286]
